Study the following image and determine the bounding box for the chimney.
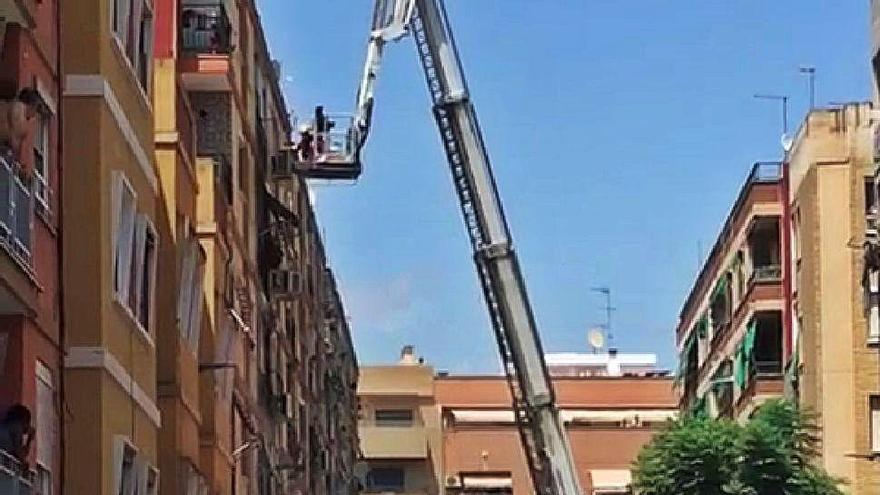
[606,348,621,377]
[399,345,418,365]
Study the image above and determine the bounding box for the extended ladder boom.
[409,1,582,493]
[350,0,583,493]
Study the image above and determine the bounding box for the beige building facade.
[788,103,880,493]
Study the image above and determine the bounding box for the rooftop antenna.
[799,66,816,110]
[590,287,616,348]
[754,93,789,135]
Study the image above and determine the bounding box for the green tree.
[632,399,843,495]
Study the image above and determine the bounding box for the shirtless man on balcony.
[0,88,41,168]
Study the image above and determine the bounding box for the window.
[113,173,137,302]
[112,0,154,94]
[375,409,414,427]
[872,396,880,453]
[33,111,49,210]
[137,222,157,329]
[35,361,55,488]
[367,467,405,491]
[113,174,157,334]
[178,240,205,351]
[115,438,138,495]
[866,270,880,343]
[142,465,159,495]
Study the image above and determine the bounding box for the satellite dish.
[588,328,605,351]
[781,133,794,153]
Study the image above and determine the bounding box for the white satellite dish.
[588,328,605,352]
[781,133,794,153]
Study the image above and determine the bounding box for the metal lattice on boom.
[306,0,584,493]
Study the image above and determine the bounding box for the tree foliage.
[632,400,844,495]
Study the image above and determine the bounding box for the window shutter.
[187,247,206,352]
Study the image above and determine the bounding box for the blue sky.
[257,1,870,372]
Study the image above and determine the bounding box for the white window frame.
[867,270,880,344]
[112,436,139,495]
[33,109,50,211]
[113,173,138,304]
[178,239,197,341]
[871,396,880,453]
[35,360,54,495]
[112,0,132,47]
[134,0,154,94]
[139,463,159,495]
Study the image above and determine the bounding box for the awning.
[461,474,513,489]
[711,275,729,300]
[449,409,516,423]
[696,314,709,338]
[564,409,677,424]
[589,469,631,491]
[448,409,676,425]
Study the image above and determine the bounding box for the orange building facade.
[358,348,676,495]
[0,0,62,494]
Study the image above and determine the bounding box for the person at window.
[0,88,41,165]
[298,125,314,163]
[0,403,35,469]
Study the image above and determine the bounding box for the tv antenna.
[590,287,616,348]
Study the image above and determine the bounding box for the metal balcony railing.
[0,153,33,264]
[755,360,782,376]
[750,264,782,283]
[0,449,35,495]
[181,2,233,54]
[748,162,782,183]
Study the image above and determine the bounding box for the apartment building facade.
[61,0,162,491]
[358,347,676,495]
[790,103,880,492]
[675,162,787,421]
[178,0,360,493]
[0,0,62,493]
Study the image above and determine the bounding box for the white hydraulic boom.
[342,1,584,493]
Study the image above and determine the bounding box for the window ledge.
[113,294,155,348]
[868,336,880,347]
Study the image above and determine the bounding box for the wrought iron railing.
[0,448,35,495]
[181,2,233,54]
[0,153,33,265]
[750,264,782,283]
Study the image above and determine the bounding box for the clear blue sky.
[257,1,869,372]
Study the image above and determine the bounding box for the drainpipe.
[55,0,66,492]
[781,161,793,367]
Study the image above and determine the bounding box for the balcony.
[0,449,34,495]
[180,1,233,92]
[0,154,32,267]
[360,425,428,459]
[0,2,35,32]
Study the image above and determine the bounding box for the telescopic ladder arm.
[352,0,583,493]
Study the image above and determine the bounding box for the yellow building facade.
[62,0,161,493]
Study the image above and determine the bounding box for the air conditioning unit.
[445,475,461,488]
[269,268,302,300]
[271,149,298,179]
